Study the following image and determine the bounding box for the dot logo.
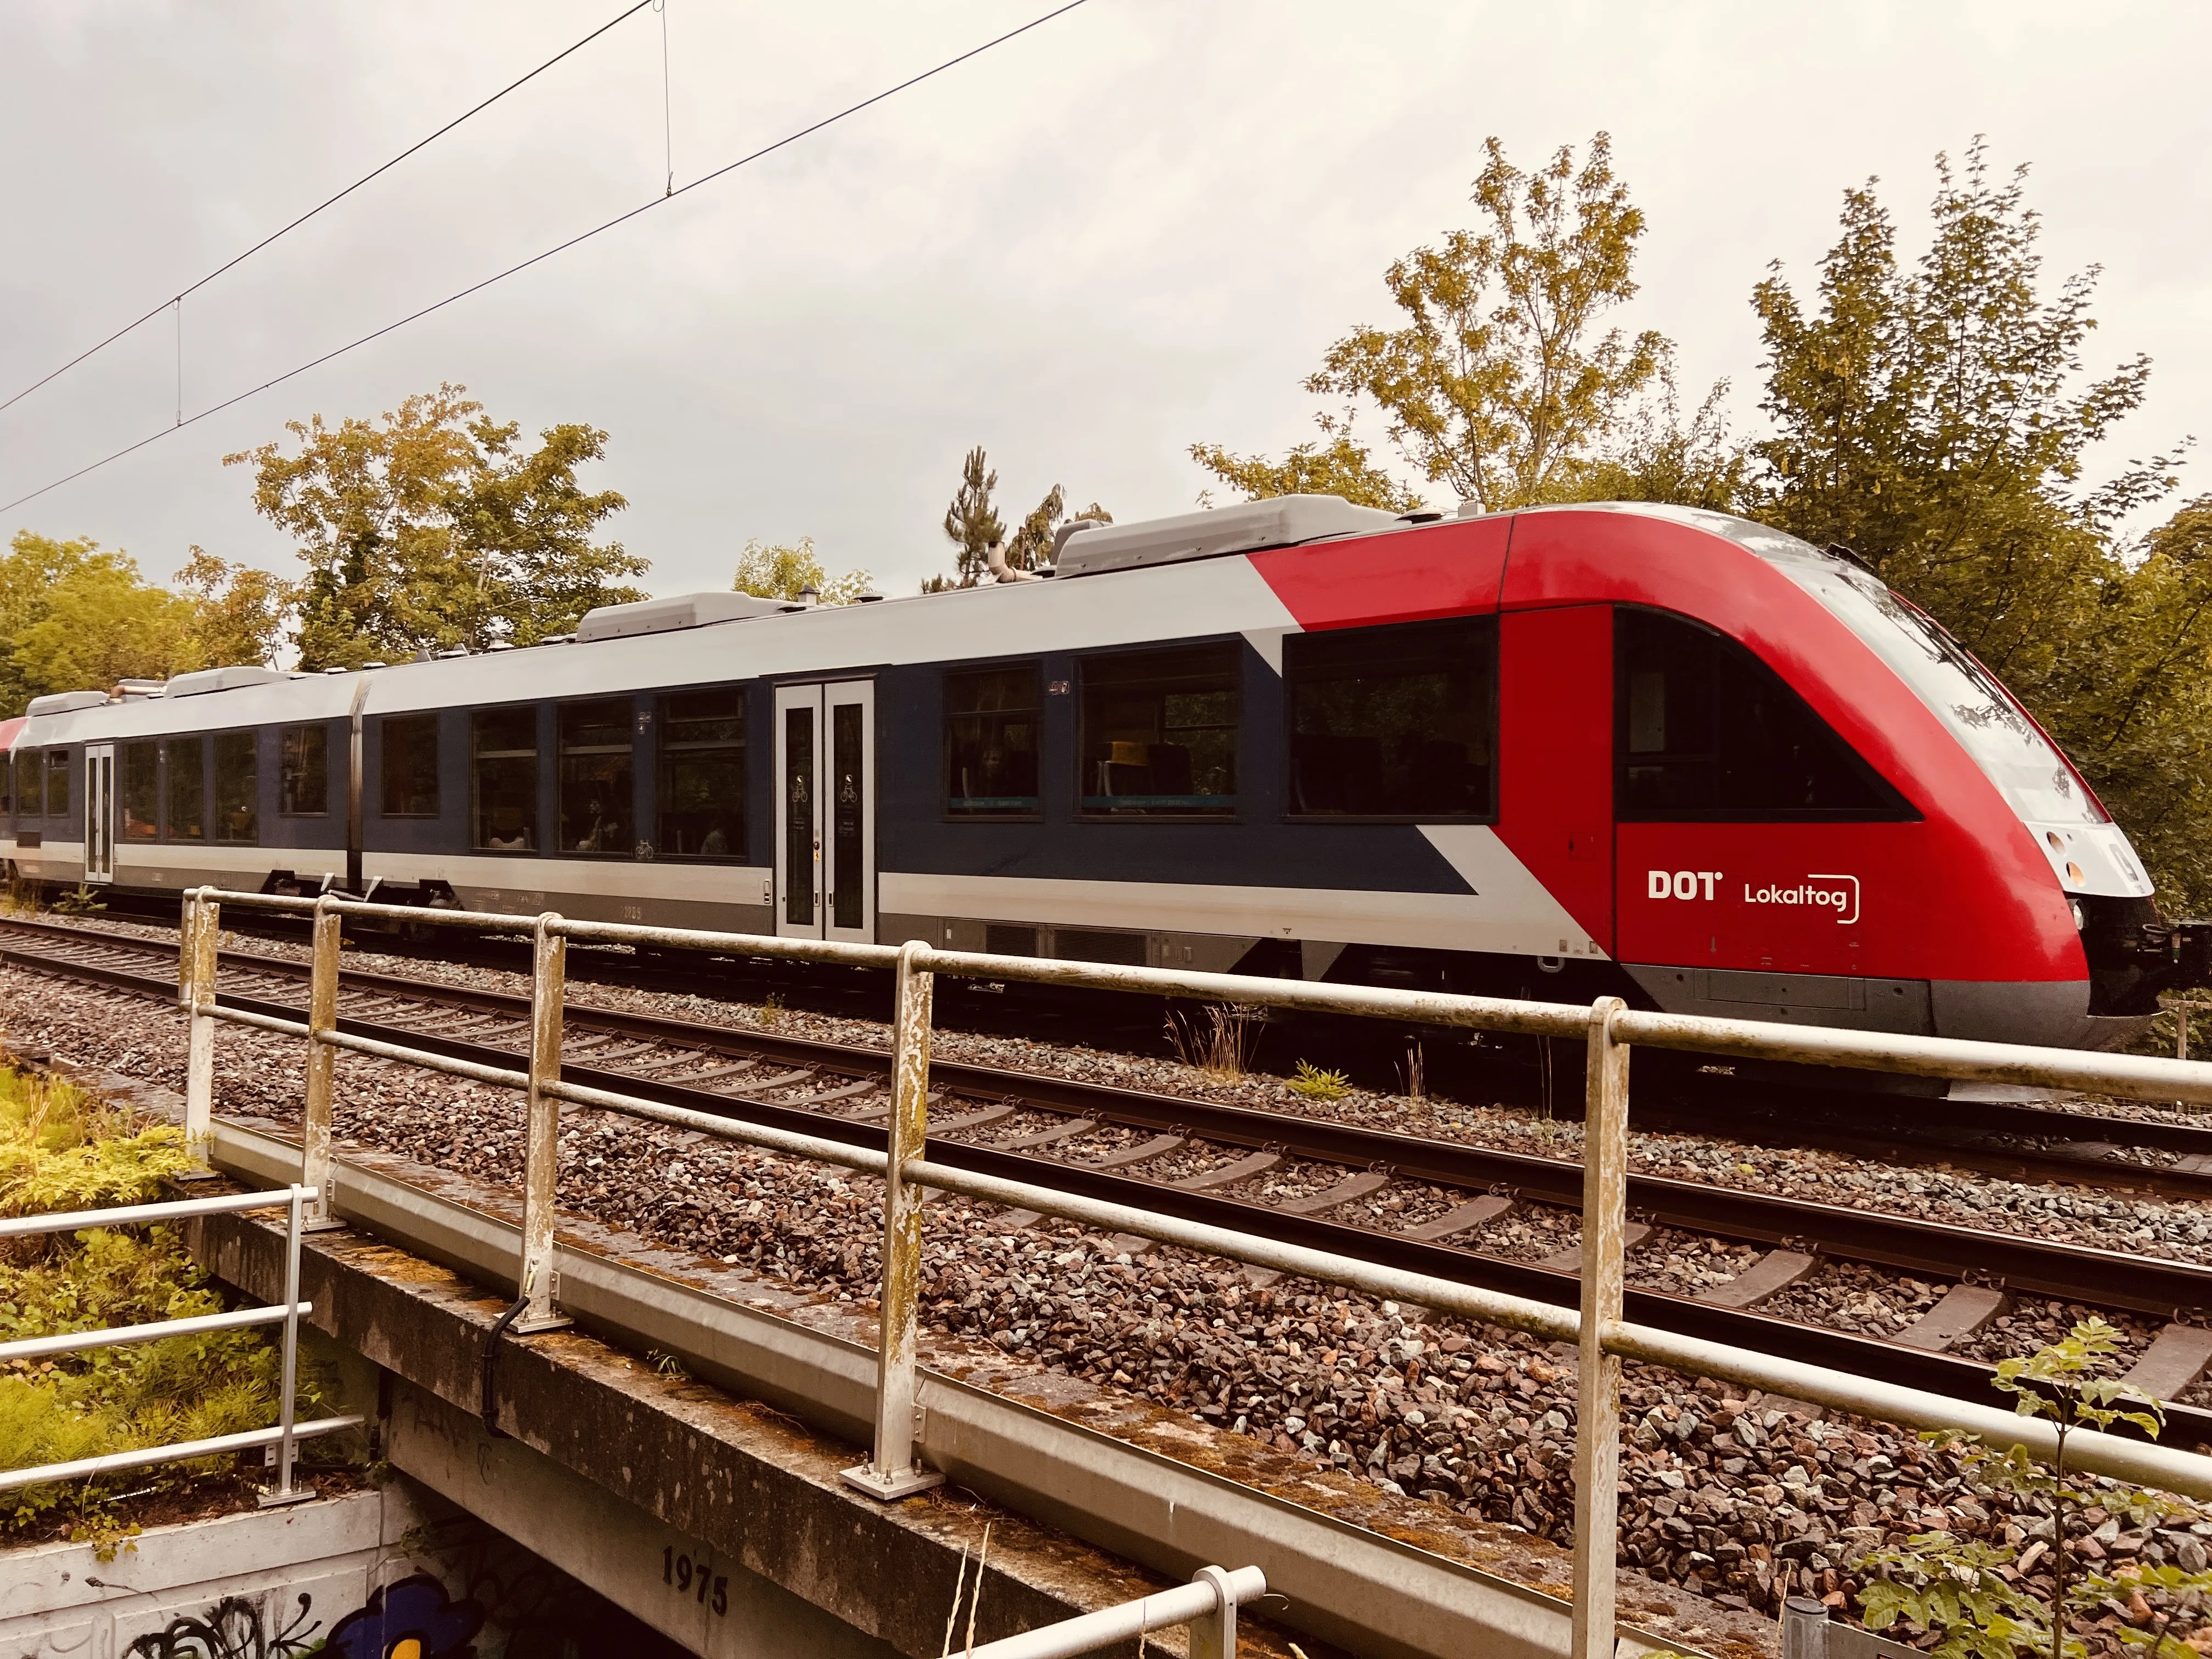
[1647,870,1721,901]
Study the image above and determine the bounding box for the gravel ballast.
[9,930,2212,1651]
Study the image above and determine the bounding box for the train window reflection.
[560,698,633,855]
[280,725,328,816]
[214,732,257,843]
[45,750,67,819]
[164,737,205,840]
[121,743,157,840]
[472,708,537,851]
[659,689,744,860]
[1616,607,1911,820]
[380,714,439,817]
[1285,618,1496,819]
[945,664,1040,817]
[11,749,33,817]
[1078,643,1238,817]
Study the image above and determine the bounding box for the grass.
[0,1062,330,1538]
[1285,1060,1353,1102]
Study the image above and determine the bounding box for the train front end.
[1592,505,2205,1052]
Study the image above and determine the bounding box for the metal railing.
[0,1184,362,1504]
[966,1564,1261,1659]
[176,887,2212,1658]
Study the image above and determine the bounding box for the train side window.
[471,708,538,851]
[46,750,69,819]
[121,742,158,839]
[559,699,633,855]
[1077,642,1239,817]
[658,689,744,859]
[1285,617,1497,819]
[163,737,206,840]
[280,725,328,815]
[214,732,257,843]
[12,749,34,817]
[945,664,1040,817]
[1616,607,1912,819]
[380,714,439,817]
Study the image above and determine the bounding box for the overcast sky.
[3,1,2208,613]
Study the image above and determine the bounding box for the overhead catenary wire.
[0,0,1090,517]
[0,0,655,419]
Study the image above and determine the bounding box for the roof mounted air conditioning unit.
[166,665,290,698]
[1053,494,1406,579]
[575,591,794,644]
[26,690,109,717]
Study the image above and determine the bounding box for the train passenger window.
[945,664,1040,817]
[471,708,537,851]
[1616,607,1912,819]
[658,689,744,859]
[163,737,206,840]
[121,743,157,840]
[46,750,69,819]
[1285,617,1497,818]
[559,699,633,855]
[1077,643,1239,817]
[10,749,32,816]
[280,725,328,816]
[380,714,439,817]
[214,732,257,843]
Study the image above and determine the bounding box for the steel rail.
[13,924,2212,1442]
[13,927,2212,1443]
[14,911,2212,1151]
[13,923,2212,1319]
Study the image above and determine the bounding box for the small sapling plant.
[1855,1317,2212,1659]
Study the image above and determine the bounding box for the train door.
[772,681,876,944]
[82,744,114,884]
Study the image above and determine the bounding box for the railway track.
[6,911,2212,1442]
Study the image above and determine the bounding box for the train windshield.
[1719,517,2106,826]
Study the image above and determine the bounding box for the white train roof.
[7,498,1717,748]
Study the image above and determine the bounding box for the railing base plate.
[839,1462,945,1500]
[512,1312,574,1335]
[256,1485,316,1509]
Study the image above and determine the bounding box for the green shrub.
[1286,1060,1353,1102]
[0,1063,323,1536]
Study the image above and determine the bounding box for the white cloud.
[1,0,2205,600]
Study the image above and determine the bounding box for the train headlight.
[2070,900,2085,931]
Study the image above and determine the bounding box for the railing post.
[180,888,219,1166]
[842,938,944,1499]
[258,1183,312,1507]
[516,913,571,1332]
[2180,1003,2193,1064]
[1780,1595,1831,1659]
[1572,995,1630,1659]
[300,894,343,1231]
[1186,1564,1240,1659]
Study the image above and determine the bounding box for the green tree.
[732,537,872,605]
[173,548,294,669]
[1307,132,1672,511]
[1748,140,2202,902]
[940,445,1006,587]
[1190,417,1426,512]
[933,448,1098,587]
[226,383,645,668]
[0,533,209,714]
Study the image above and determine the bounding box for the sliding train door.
[772,681,876,944]
[82,744,113,884]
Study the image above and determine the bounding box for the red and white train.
[1,496,2196,1051]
